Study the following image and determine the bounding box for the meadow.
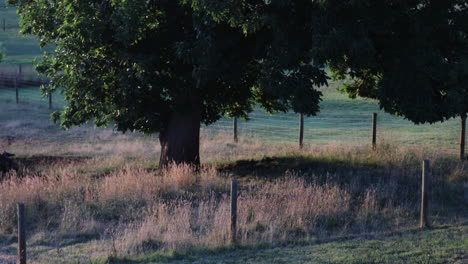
[0,3,467,262]
[0,87,466,263]
[0,81,465,152]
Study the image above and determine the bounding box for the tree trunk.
[159,107,201,167]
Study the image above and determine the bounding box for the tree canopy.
[314,0,468,123]
[10,0,329,127]
[10,0,329,165]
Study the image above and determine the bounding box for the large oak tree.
[10,0,327,166]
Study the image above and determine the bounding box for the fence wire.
[0,85,465,150]
[0,70,466,154]
[0,4,20,31]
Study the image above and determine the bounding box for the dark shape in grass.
[14,155,89,168]
[0,151,18,176]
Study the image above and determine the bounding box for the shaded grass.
[211,82,463,152]
[218,155,383,179]
[0,30,49,64]
[218,154,468,224]
[0,87,66,109]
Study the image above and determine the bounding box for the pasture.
[0,2,467,263]
[0,86,466,263]
[0,82,464,154]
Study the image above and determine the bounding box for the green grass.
[0,1,52,64]
[95,224,467,264]
[0,86,66,108]
[0,1,19,29]
[0,30,49,64]
[210,83,462,153]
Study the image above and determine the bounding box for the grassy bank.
[98,224,467,264]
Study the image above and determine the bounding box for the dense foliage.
[315,0,468,123]
[10,0,326,131]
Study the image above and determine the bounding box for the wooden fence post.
[299,113,304,149]
[233,118,238,143]
[48,93,52,109]
[15,77,19,104]
[230,179,238,244]
[461,114,466,161]
[17,203,26,264]
[372,113,377,150]
[420,160,430,228]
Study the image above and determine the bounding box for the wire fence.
[0,65,48,93]
[0,64,466,157]
[0,18,18,32]
[0,80,466,155]
[0,3,20,31]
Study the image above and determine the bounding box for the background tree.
[312,0,468,125]
[9,0,328,166]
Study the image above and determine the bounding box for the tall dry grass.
[0,133,466,258]
[115,176,353,254]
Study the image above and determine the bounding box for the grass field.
[213,85,462,151]
[0,95,467,263]
[0,83,463,157]
[0,2,467,263]
[99,224,467,264]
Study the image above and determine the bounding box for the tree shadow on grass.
[218,155,386,180]
[4,156,92,179]
[16,155,90,168]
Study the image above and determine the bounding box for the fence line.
[0,84,466,157]
[0,64,49,95]
[0,4,465,155]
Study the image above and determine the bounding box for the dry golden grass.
[113,176,354,254]
[0,130,466,259]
